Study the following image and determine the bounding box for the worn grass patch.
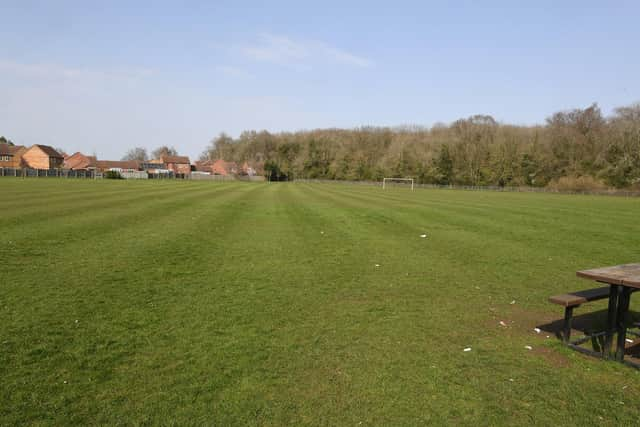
[2,178,640,425]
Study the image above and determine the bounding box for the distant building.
[64,152,97,170]
[95,160,141,172]
[22,145,64,169]
[0,143,27,168]
[153,155,191,176]
[194,160,214,173]
[211,159,238,176]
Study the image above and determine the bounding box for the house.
[140,161,168,174]
[151,155,191,176]
[194,160,214,174]
[22,145,64,169]
[64,152,97,170]
[211,159,238,176]
[95,160,141,172]
[0,143,27,168]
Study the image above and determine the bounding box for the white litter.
[626,338,634,343]
[510,300,516,305]
[463,347,472,352]
[499,321,507,327]
[546,335,550,338]
[525,345,533,350]
[320,231,324,234]
[534,328,541,333]
[509,378,514,382]
[375,264,380,267]
[420,234,427,238]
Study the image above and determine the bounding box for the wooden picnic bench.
[549,286,611,343]
[550,264,640,366]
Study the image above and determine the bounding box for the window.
[0,155,11,161]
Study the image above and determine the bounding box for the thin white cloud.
[215,65,253,79]
[240,33,372,68]
[0,60,154,81]
[319,44,372,68]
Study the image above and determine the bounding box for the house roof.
[32,144,63,158]
[95,160,141,170]
[211,159,238,175]
[0,143,26,156]
[194,160,213,171]
[161,155,190,164]
[64,152,97,169]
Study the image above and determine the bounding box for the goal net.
[382,177,414,191]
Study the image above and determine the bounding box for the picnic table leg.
[604,284,620,358]
[562,306,574,344]
[615,286,632,362]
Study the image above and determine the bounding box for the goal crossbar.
[382,177,414,191]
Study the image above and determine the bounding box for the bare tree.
[122,147,148,161]
[151,146,178,159]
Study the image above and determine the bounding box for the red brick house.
[193,160,214,174]
[155,155,191,176]
[64,152,97,170]
[22,145,64,169]
[0,143,27,168]
[95,160,141,172]
[211,159,238,176]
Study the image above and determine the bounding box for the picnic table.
[576,263,640,364]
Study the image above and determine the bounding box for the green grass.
[2,178,640,425]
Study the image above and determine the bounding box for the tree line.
[7,102,639,189]
[198,102,640,188]
[121,146,179,162]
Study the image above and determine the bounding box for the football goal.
[382,177,414,191]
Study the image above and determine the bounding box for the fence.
[190,174,265,182]
[0,168,95,178]
[120,171,149,179]
[293,179,640,197]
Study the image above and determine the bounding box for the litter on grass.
[420,234,427,238]
[534,328,541,333]
[375,264,380,267]
[499,321,507,327]
[463,347,472,352]
[510,300,516,305]
[525,345,533,350]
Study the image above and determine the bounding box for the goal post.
[382,177,414,191]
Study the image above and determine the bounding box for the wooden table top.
[577,264,640,288]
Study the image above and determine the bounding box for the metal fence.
[293,179,640,197]
[0,168,96,178]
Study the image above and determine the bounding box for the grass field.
[2,179,640,425]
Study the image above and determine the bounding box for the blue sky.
[1,1,638,160]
